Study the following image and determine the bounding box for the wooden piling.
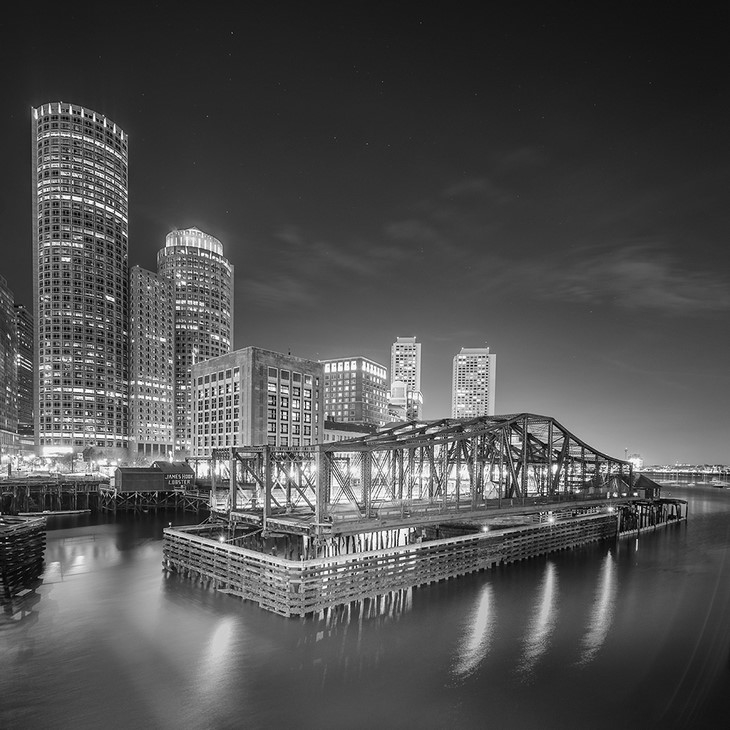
[0,516,46,599]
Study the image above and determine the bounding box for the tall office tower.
[322,356,388,426]
[191,347,323,456]
[157,227,233,456]
[451,346,497,418]
[128,266,175,461]
[390,336,423,420]
[32,102,129,456]
[0,276,19,459]
[14,304,34,439]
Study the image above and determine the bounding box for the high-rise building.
[451,346,496,418]
[14,304,34,439]
[322,356,388,426]
[191,347,323,456]
[157,227,233,455]
[0,276,18,461]
[390,336,423,420]
[128,266,175,461]
[32,102,129,456]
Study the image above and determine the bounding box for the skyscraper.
[128,266,175,461]
[0,276,18,460]
[32,102,129,456]
[390,336,423,420]
[451,346,496,418]
[14,304,34,439]
[157,227,233,455]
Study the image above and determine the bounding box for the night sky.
[2,3,728,465]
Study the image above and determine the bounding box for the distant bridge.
[190,413,635,539]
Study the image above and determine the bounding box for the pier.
[163,413,688,616]
[0,475,102,514]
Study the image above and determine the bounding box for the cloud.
[494,146,548,172]
[441,177,510,204]
[243,272,320,308]
[384,218,443,245]
[506,242,730,313]
[240,225,410,309]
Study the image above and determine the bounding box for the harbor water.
[1,485,728,729]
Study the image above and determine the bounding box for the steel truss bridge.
[193,413,633,539]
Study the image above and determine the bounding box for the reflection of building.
[322,356,388,426]
[14,304,34,440]
[452,346,496,418]
[390,336,423,420]
[157,227,234,456]
[128,266,175,462]
[191,347,323,456]
[0,275,18,459]
[32,102,129,456]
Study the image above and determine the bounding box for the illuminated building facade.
[322,356,388,426]
[128,266,175,461]
[390,336,423,420]
[451,346,496,418]
[157,227,233,456]
[0,276,18,458]
[14,304,34,439]
[32,102,129,455]
[192,347,323,456]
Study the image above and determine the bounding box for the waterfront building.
[32,102,129,456]
[0,276,18,461]
[128,266,175,462]
[14,304,34,440]
[390,336,423,420]
[191,347,323,456]
[322,356,388,426]
[451,346,497,418]
[157,227,233,456]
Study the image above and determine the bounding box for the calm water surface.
[1,485,728,730]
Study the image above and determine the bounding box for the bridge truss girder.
[199,414,631,532]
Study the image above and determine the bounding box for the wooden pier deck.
[163,498,687,617]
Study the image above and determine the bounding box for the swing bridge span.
[190,413,638,541]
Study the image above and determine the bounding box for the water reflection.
[201,616,235,678]
[2,490,728,729]
[518,560,558,679]
[452,582,495,678]
[577,549,617,666]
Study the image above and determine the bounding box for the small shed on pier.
[114,462,194,492]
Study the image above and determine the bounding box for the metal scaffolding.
[193,414,632,539]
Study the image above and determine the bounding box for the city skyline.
[1,4,728,464]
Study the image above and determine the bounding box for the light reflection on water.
[452,582,494,678]
[1,487,729,730]
[577,550,617,666]
[518,560,558,679]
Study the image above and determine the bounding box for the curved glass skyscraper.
[32,102,129,456]
[157,227,233,455]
